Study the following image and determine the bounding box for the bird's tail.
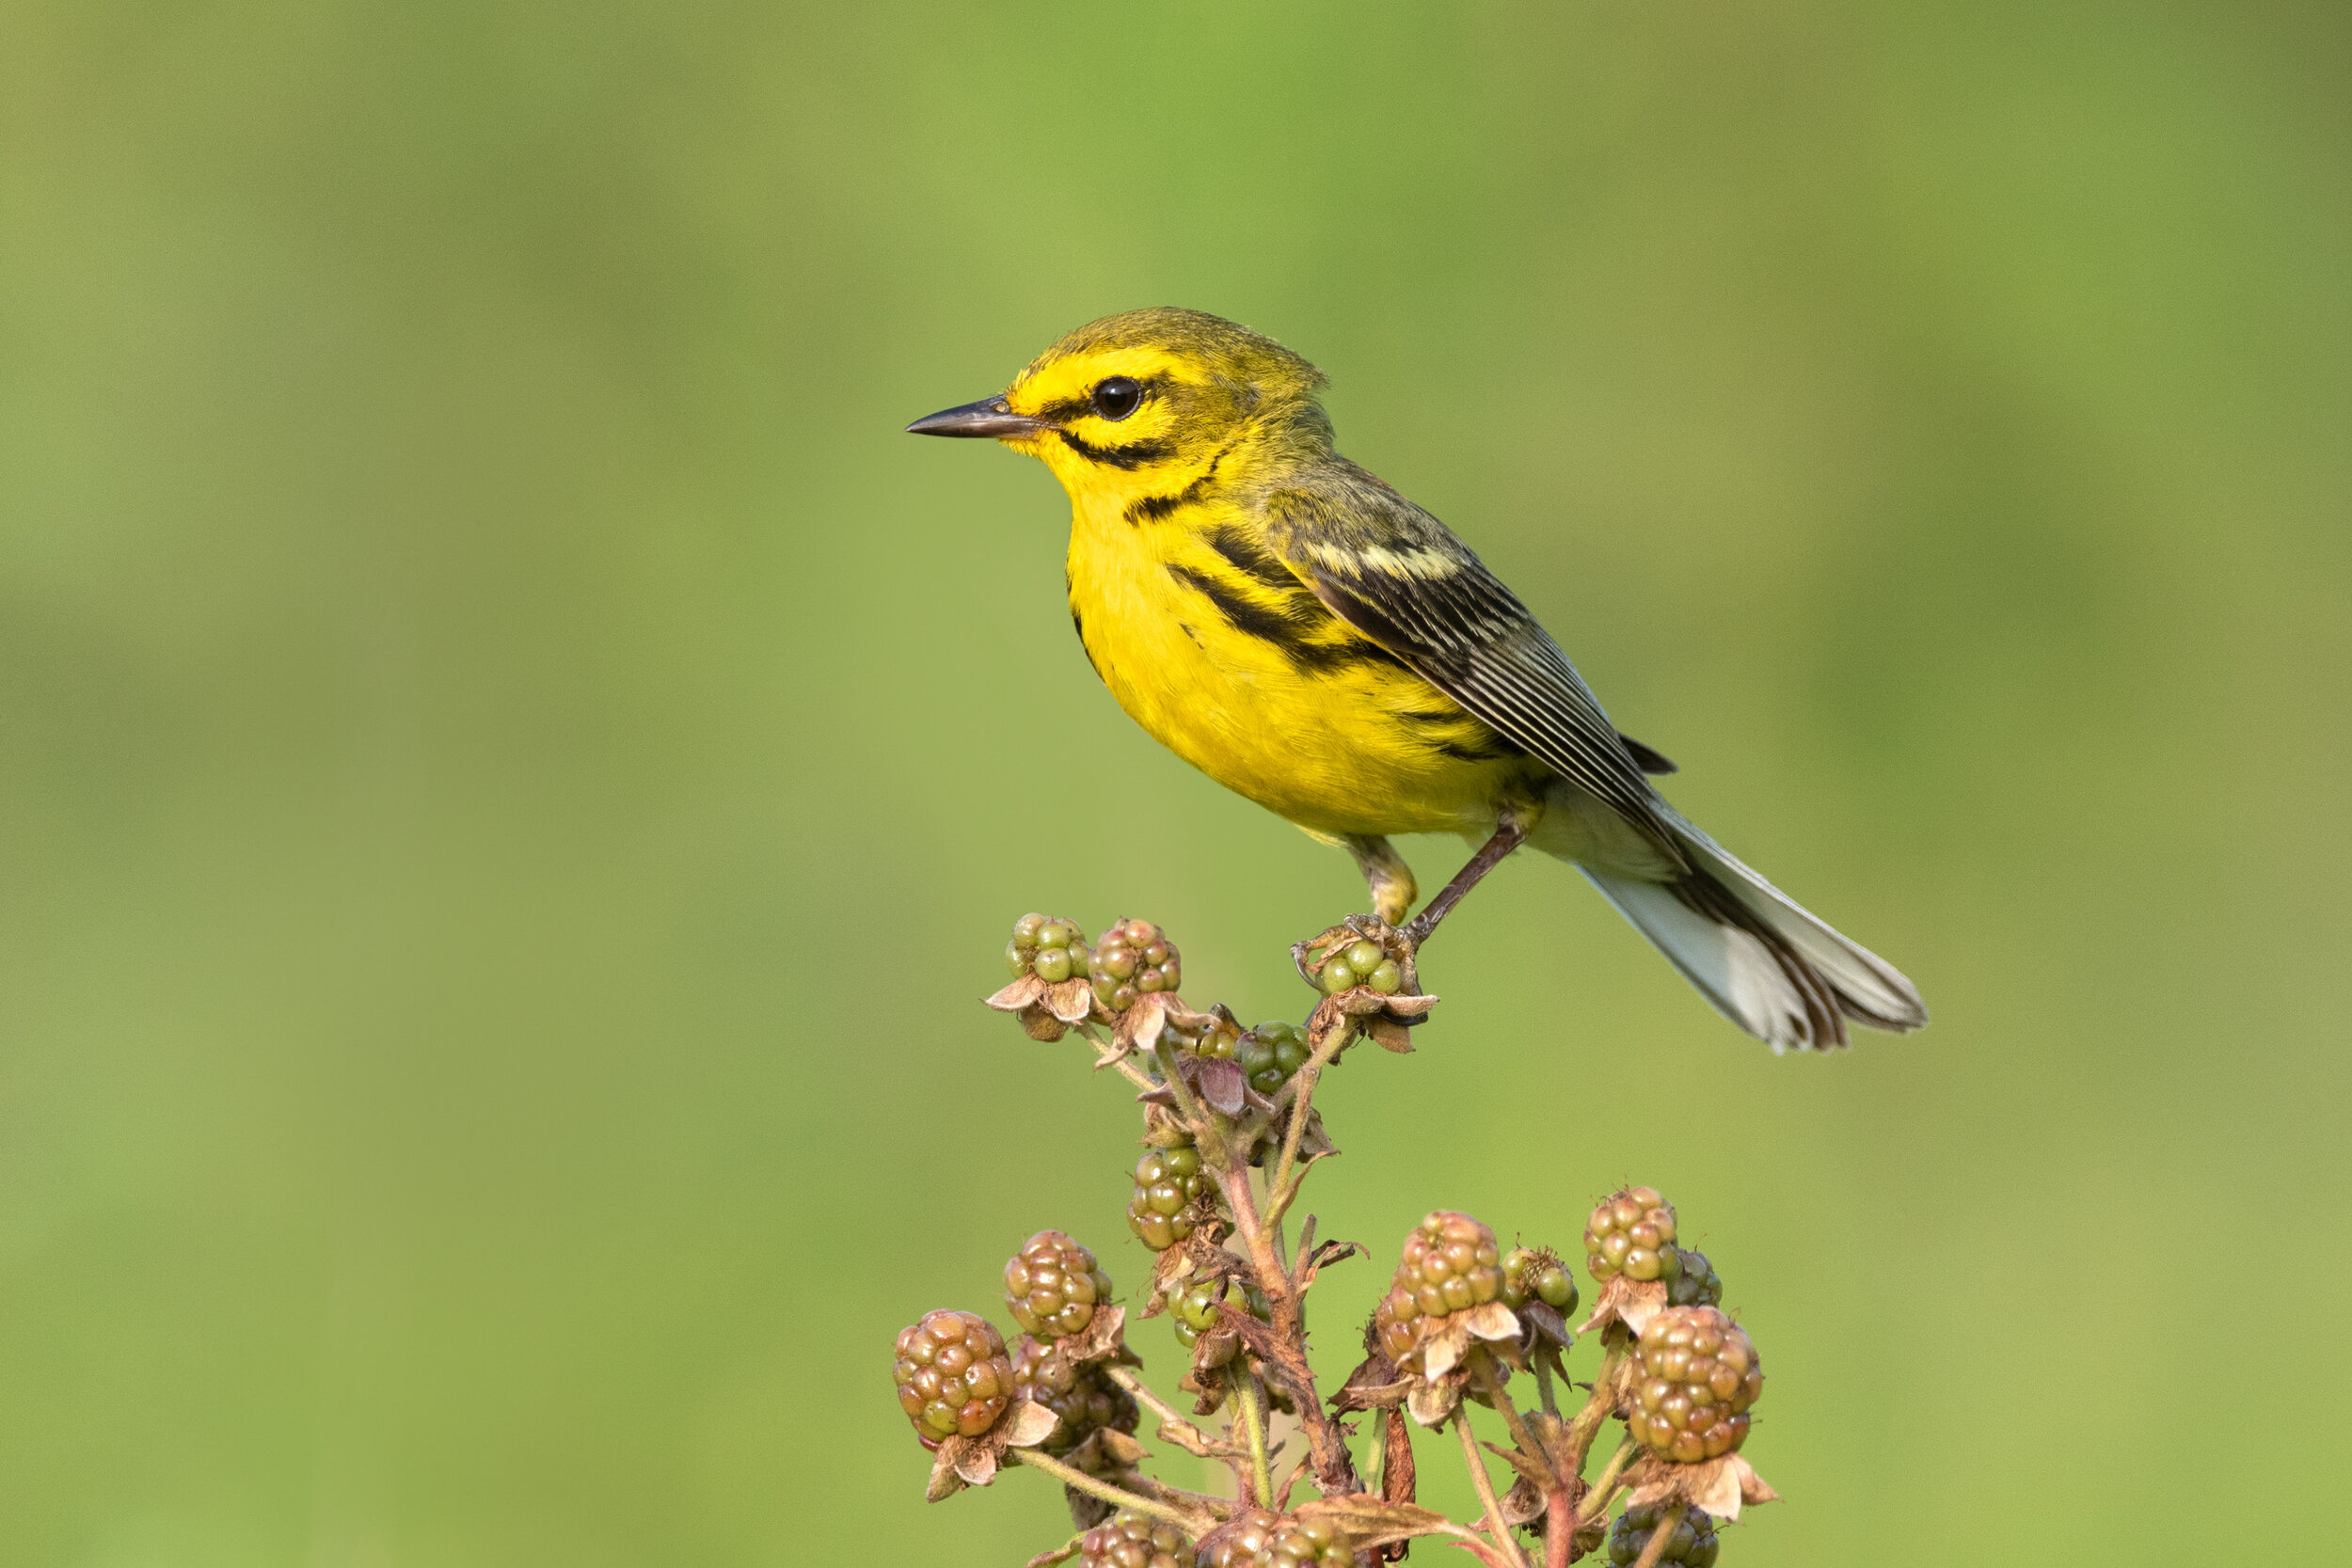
[1577,809,1927,1053]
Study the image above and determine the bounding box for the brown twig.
[1009,1449,1206,1534]
[1454,1412,1532,1568]
[1626,1501,1687,1568]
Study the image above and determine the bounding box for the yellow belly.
[1064,500,1536,841]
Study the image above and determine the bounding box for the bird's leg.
[1344,835,1418,927]
[1400,800,1540,947]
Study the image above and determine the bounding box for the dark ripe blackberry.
[1237,1020,1311,1096]
[1125,1143,1207,1252]
[1666,1247,1722,1308]
[1004,1230,1113,1339]
[1375,1210,1503,1370]
[1585,1186,1680,1284]
[1007,913,1091,985]
[1315,938,1403,997]
[1202,1510,1354,1568]
[1010,1336,1137,1457]
[1081,1510,1192,1568]
[1089,918,1181,1011]
[1501,1245,1580,1316]
[892,1309,1014,1446]
[1629,1306,1763,1463]
[1608,1502,1720,1568]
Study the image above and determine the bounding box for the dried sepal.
[1625,1449,1779,1523]
[1577,1274,1671,1339]
[1518,1301,1570,1351]
[1044,976,1095,1024]
[1292,1493,1456,1554]
[986,974,1048,1012]
[1406,1376,1462,1427]
[921,1397,1058,1501]
[1332,1346,1413,1414]
[1292,916,1439,1051]
[1054,1303,1140,1369]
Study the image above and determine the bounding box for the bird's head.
[907,308,1330,510]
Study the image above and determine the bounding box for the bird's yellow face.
[906,307,1329,517]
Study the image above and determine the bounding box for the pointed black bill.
[905,396,1045,438]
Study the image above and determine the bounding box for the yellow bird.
[910,309,1925,1051]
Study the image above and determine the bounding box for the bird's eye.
[1089,376,1143,421]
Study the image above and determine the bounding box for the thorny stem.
[1102,1366,1246,1462]
[1075,1020,1162,1094]
[1626,1502,1688,1568]
[1010,1449,1206,1534]
[1534,1350,1561,1417]
[1233,1372,1276,1506]
[1263,1022,1355,1227]
[1472,1357,1542,1467]
[1564,1345,1627,1466]
[1454,1412,1532,1568]
[1216,1161,1360,1495]
[1577,1435,1639,1525]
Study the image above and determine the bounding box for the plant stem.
[1534,1350,1560,1417]
[1576,1435,1639,1525]
[1233,1372,1276,1506]
[1009,1449,1205,1533]
[1472,1358,1542,1465]
[1263,1023,1354,1226]
[1075,1021,1162,1094]
[1102,1366,1246,1461]
[1563,1345,1625,1468]
[1626,1502,1687,1568]
[1453,1412,1531,1568]
[1216,1161,1359,1495]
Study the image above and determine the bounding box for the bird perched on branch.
[909,309,1925,1051]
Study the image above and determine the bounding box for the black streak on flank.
[1166,563,1411,674]
[1204,526,1302,591]
[1057,430,1173,470]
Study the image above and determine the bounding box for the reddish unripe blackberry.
[1010,1336,1136,1456]
[1316,938,1403,996]
[1629,1306,1763,1463]
[1237,1020,1311,1095]
[1126,1143,1207,1251]
[1082,1510,1192,1568]
[1608,1502,1720,1567]
[1003,1229,1113,1338]
[1585,1186,1679,1283]
[892,1309,1014,1446]
[1375,1210,1503,1370]
[1666,1247,1722,1308]
[1089,918,1181,1011]
[1501,1245,1580,1315]
[1203,1510,1353,1568]
[1006,913,1091,985]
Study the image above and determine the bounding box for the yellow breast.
[1063,492,1533,841]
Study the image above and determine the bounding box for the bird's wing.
[1265,474,1670,837]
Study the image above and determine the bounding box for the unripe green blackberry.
[1608,1502,1720,1567]
[1003,1230,1113,1339]
[1010,1335,1137,1457]
[1316,937,1403,996]
[1170,1276,1268,1352]
[1125,1143,1207,1251]
[1089,918,1181,1011]
[1374,1210,1503,1370]
[892,1309,1014,1447]
[1203,1510,1354,1568]
[1007,913,1091,985]
[1585,1186,1679,1283]
[1501,1245,1580,1316]
[1236,1020,1311,1095]
[1629,1306,1762,1463]
[1666,1247,1722,1308]
[1082,1510,1192,1568]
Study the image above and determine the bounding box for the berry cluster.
[1202,1511,1353,1568]
[1089,919,1181,1011]
[1082,1511,1193,1568]
[1315,937,1403,996]
[1007,914,1091,984]
[1003,1229,1113,1339]
[1375,1210,1503,1370]
[1585,1186,1679,1283]
[1500,1244,1579,1315]
[1010,1336,1136,1458]
[1242,1021,1312,1095]
[1667,1246,1722,1308]
[1629,1306,1763,1463]
[1170,1275,1266,1352]
[1126,1143,1209,1251]
[1608,1502,1720,1568]
[892,1309,1014,1447]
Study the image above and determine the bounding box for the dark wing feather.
[1264,475,1672,843]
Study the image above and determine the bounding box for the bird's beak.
[904,396,1047,439]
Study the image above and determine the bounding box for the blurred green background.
[3,2,2345,1563]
